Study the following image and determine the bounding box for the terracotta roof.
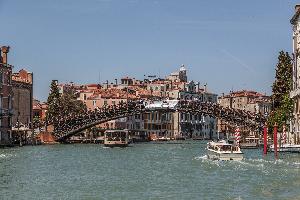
[220,90,267,98]
[86,88,138,100]
[86,84,100,87]
[33,99,48,110]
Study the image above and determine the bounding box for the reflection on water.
[0,141,300,200]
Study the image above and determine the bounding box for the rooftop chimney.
[1,46,10,64]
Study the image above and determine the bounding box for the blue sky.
[0,0,298,101]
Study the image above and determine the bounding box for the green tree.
[46,80,61,122]
[268,51,294,132]
[60,89,86,116]
[46,81,87,122]
[272,51,293,109]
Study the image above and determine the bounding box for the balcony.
[0,108,14,116]
[290,88,300,98]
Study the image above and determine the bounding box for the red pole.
[263,123,267,155]
[274,122,278,159]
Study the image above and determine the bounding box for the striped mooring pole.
[235,127,240,146]
[274,122,278,159]
[263,123,268,155]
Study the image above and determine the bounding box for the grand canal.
[1,141,300,200]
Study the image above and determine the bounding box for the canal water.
[1,141,300,200]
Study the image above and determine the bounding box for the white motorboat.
[207,140,243,161]
[269,143,300,153]
[240,136,260,149]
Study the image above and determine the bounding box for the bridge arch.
[52,100,266,142]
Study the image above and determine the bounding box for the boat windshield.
[245,138,259,143]
[105,131,127,141]
[231,146,239,151]
[220,145,232,151]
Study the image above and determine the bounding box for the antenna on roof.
[158,68,161,79]
[98,71,101,85]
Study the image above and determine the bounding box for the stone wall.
[12,81,33,127]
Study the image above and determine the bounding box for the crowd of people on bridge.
[179,100,265,128]
[52,100,144,138]
[42,99,266,140]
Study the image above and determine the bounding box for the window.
[8,117,12,127]
[0,95,2,112]
[136,123,140,130]
[93,100,96,107]
[7,72,11,84]
[0,72,3,87]
[104,100,107,106]
[8,96,12,110]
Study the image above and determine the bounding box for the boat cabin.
[104,130,129,147]
[207,140,243,161]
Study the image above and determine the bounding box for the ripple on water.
[1,141,300,200]
[0,154,14,159]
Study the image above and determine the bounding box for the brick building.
[0,46,13,145]
[57,65,218,140]
[33,99,47,120]
[12,69,33,128]
[217,90,271,138]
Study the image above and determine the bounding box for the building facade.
[0,46,13,145]
[12,69,33,128]
[291,5,300,139]
[33,99,47,120]
[218,90,271,138]
[57,65,218,140]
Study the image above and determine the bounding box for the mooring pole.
[263,122,268,155]
[274,122,278,159]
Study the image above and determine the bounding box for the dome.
[179,64,186,71]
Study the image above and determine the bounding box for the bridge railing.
[50,100,266,142]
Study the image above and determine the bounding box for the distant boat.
[157,137,171,141]
[269,143,300,153]
[240,136,259,149]
[207,140,243,161]
[104,130,129,147]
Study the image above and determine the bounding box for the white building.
[166,64,187,83]
[290,5,300,141]
[145,98,218,140]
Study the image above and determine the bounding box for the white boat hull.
[240,142,259,149]
[269,144,300,153]
[207,149,243,161]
